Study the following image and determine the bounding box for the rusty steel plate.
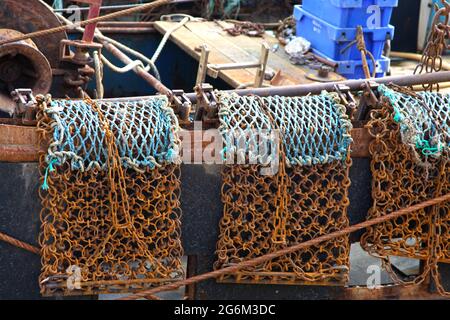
[0,126,373,163]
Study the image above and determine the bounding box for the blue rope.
[41,159,58,190]
[378,85,449,158]
[44,97,180,172]
[218,93,353,167]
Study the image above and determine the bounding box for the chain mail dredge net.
[361,85,449,294]
[214,92,354,285]
[37,96,183,296]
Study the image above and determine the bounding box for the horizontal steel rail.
[102,71,450,103]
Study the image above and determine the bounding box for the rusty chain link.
[414,0,450,91]
[361,85,450,296]
[36,95,184,296]
[225,21,266,37]
[214,93,353,285]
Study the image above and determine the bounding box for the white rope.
[151,15,196,64]
[93,50,104,99]
[56,13,160,79]
[100,54,145,73]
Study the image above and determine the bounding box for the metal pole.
[199,71,450,101]
[104,71,450,103]
[102,41,172,96]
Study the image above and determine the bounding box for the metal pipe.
[209,61,261,71]
[103,71,450,103]
[102,41,171,96]
[207,71,450,101]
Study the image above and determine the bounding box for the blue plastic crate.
[295,6,394,61]
[322,53,391,79]
[302,0,398,28]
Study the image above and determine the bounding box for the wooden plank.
[212,21,295,77]
[0,125,41,162]
[155,20,344,88]
[154,21,255,87]
[182,22,263,77]
[213,20,345,83]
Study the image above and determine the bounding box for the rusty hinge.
[171,89,192,123]
[194,83,218,123]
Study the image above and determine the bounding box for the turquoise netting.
[43,97,180,172]
[378,85,450,160]
[218,92,353,166]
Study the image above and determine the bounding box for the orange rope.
[1,194,449,299]
[119,193,450,300]
[0,231,40,255]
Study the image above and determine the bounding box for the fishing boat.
[0,0,449,301]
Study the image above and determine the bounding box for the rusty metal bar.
[0,127,371,163]
[101,40,171,96]
[185,71,450,103]
[105,71,450,103]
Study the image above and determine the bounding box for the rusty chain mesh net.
[36,96,184,296]
[214,93,353,285]
[361,85,450,294]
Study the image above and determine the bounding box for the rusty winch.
[0,29,52,116]
[0,0,102,118]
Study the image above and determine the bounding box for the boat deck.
[154,20,345,88]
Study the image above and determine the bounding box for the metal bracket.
[194,83,218,122]
[195,43,270,88]
[171,89,192,123]
[10,89,37,120]
[355,80,380,121]
[60,39,103,65]
[334,84,357,120]
[195,45,211,86]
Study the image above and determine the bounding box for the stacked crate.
[295,0,398,79]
